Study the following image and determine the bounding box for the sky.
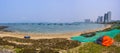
[0,0,120,23]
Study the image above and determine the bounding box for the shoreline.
[0,24,112,40]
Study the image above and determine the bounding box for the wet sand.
[0,24,112,40]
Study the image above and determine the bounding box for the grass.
[0,37,81,53]
[78,42,120,53]
[113,26,120,29]
[15,48,22,53]
[114,34,120,42]
[79,43,107,53]
[80,43,118,53]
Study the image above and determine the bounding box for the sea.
[0,23,107,34]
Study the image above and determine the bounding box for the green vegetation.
[0,37,80,53]
[107,21,120,24]
[113,26,120,29]
[102,27,112,31]
[79,43,106,53]
[114,34,120,42]
[103,24,120,32]
[15,48,22,53]
[78,42,120,53]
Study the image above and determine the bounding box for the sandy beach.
[0,24,112,40]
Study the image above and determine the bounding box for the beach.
[0,24,119,53]
[0,24,112,40]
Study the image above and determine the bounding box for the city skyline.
[0,0,120,23]
[97,11,111,23]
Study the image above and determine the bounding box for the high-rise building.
[97,16,103,23]
[104,13,108,23]
[97,18,99,23]
[107,11,111,22]
[103,11,112,23]
[96,11,112,23]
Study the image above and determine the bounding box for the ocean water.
[0,23,107,33]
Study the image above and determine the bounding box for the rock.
[0,26,12,32]
[0,26,8,30]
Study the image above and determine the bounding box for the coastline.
[0,24,112,40]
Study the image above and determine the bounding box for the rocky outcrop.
[0,26,11,32]
[0,26,8,30]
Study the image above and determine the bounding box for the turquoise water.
[0,23,107,33]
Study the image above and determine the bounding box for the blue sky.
[0,0,120,23]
